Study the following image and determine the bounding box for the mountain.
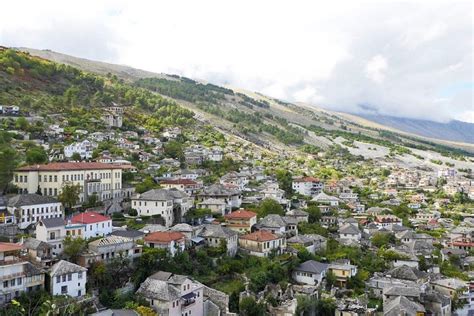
[356,114,474,144]
[9,47,474,162]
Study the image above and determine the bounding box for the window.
[61,286,67,294]
[62,275,66,282]
[78,272,83,279]
[56,276,60,283]
[3,281,8,288]
[10,279,15,286]
[17,278,22,285]
[68,274,72,281]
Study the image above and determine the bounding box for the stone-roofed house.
[131,189,192,227]
[338,223,361,244]
[384,295,425,316]
[385,265,427,283]
[22,237,53,266]
[136,271,204,316]
[292,260,328,286]
[257,214,298,237]
[79,235,142,267]
[196,184,242,214]
[383,285,422,303]
[7,194,63,229]
[430,278,468,299]
[198,224,238,257]
[285,209,309,223]
[110,229,145,242]
[287,234,326,254]
[48,260,87,298]
[312,192,340,206]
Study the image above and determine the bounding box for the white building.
[131,189,192,227]
[49,260,87,298]
[7,194,63,229]
[292,260,328,286]
[144,231,186,257]
[70,212,112,239]
[137,271,204,316]
[36,218,86,256]
[64,140,98,160]
[0,242,44,305]
[292,177,324,196]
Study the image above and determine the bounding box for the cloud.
[0,0,471,123]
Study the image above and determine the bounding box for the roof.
[384,295,425,316]
[386,265,427,281]
[50,260,87,276]
[0,242,22,252]
[339,223,360,235]
[144,231,185,243]
[170,223,194,232]
[293,176,320,183]
[199,224,237,239]
[312,192,339,201]
[160,179,197,185]
[22,237,52,251]
[8,194,59,207]
[71,211,110,224]
[198,184,241,197]
[431,278,467,290]
[17,162,121,171]
[89,236,133,247]
[136,272,185,301]
[259,214,287,228]
[294,260,328,274]
[135,189,188,201]
[383,286,421,297]
[225,209,257,220]
[39,217,66,228]
[111,229,145,239]
[240,230,279,242]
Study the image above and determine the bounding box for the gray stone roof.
[8,194,59,207]
[136,188,187,201]
[111,229,145,239]
[259,214,287,228]
[199,184,241,197]
[384,295,425,316]
[199,224,237,239]
[23,237,52,251]
[50,260,87,276]
[136,271,199,302]
[40,217,66,228]
[386,265,427,281]
[89,236,133,248]
[294,260,328,274]
[383,285,421,298]
[339,223,360,235]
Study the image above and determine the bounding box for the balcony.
[181,292,197,307]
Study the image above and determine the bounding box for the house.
[79,235,142,267]
[285,209,309,223]
[196,184,242,214]
[292,177,324,196]
[197,198,227,215]
[328,261,358,287]
[374,215,402,229]
[48,260,87,298]
[383,296,425,316]
[22,237,53,266]
[383,285,422,303]
[260,182,289,207]
[312,192,340,206]
[64,140,98,160]
[160,179,202,196]
[224,209,257,233]
[71,211,112,239]
[239,230,286,257]
[431,278,468,299]
[131,189,192,227]
[198,225,238,257]
[110,229,145,242]
[287,234,326,254]
[292,260,328,286]
[102,106,123,128]
[136,271,204,316]
[36,217,85,256]
[257,214,298,236]
[7,194,63,229]
[338,223,361,243]
[0,242,44,305]
[13,162,124,203]
[144,231,186,257]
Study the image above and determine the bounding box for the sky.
[0,0,472,123]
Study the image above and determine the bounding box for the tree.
[239,296,266,316]
[275,169,293,196]
[257,198,284,218]
[135,176,159,194]
[163,141,184,160]
[26,146,48,164]
[71,152,82,161]
[63,236,86,264]
[58,184,81,210]
[15,117,29,131]
[136,306,157,316]
[371,233,395,248]
[306,205,322,223]
[0,144,18,193]
[325,270,336,290]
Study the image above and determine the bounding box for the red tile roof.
[144,231,185,243]
[71,212,111,224]
[225,209,257,220]
[0,242,22,252]
[293,176,320,183]
[161,179,198,185]
[240,230,279,242]
[17,162,122,172]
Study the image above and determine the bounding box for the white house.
[312,192,340,206]
[292,177,324,196]
[7,194,63,229]
[36,218,85,256]
[49,260,87,298]
[144,231,186,257]
[70,212,112,239]
[338,223,362,243]
[292,260,328,286]
[64,140,98,160]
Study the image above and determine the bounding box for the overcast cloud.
[0,0,472,122]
